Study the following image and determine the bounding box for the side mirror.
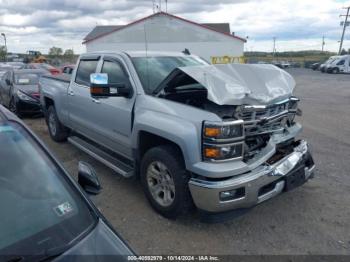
[5,79,12,85]
[78,161,101,195]
[90,73,132,98]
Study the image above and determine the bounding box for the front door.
[90,56,136,159]
[68,57,100,140]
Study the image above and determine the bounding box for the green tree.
[48,46,63,56]
[64,49,74,57]
[0,46,6,61]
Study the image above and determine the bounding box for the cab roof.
[81,51,198,58]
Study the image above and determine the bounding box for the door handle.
[92,98,101,104]
[68,90,75,96]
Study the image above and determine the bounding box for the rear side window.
[75,60,98,86]
[101,61,127,84]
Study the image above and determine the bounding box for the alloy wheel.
[146,161,176,207]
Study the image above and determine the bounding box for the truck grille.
[239,100,290,138]
[241,102,289,123]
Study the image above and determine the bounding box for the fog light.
[219,188,245,201]
[220,190,236,201]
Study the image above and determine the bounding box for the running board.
[68,136,134,178]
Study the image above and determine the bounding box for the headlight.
[203,120,244,141]
[203,143,244,161]
[17,90,35,102]
[202,120,245,161]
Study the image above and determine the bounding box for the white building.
[83,12,246,64]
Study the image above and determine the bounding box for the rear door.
[90,55,136,158]
[67,56,100,140]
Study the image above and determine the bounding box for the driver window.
[337,60,345,65]
[101,61,128,84]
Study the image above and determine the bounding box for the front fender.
[132,110,202,168]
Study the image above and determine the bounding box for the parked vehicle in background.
[24,63,61,75]
[280,61,291,68]
[311,62,320,70]
[320,56,341,72]
[62,64,75,75]
[3,62,25,70]
[326,55,350,74]
[0,105,133,259]
[0,69,48,116]
[40,51,315,219]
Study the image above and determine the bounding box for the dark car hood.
[15,84,39,95]
[54,219,133,261]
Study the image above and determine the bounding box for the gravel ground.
[23,68,350,255]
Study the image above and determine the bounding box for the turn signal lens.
[204,127,221,137]
[204,148,220,158]
[203,144,243,161]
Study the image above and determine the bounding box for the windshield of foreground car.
[15,73,40,85]
[0,122,96,255]
[132,56,207,94]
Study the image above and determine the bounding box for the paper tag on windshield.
[18,79,30,84]
[54,202,73,217]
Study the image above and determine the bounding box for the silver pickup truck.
[39,51,315,219]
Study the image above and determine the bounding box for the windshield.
[15,73,39,85]
[132,56,207,94]
[0,122,96,255]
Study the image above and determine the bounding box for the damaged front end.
[156,63,315,213]
[157,63,304,163]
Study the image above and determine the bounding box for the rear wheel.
[140,145,193,219]
[46,106,69,142]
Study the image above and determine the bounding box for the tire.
[140,145,193,219]
[46,106,69,142]
[332,68,339,74]
[9,98,21,118]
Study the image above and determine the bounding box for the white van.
[326,55,350,74]
[320,56,341,72]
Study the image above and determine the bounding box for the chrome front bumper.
[188,140,315,213]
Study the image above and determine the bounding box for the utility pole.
[1,33,6,62]
[322,36,325,52]
[165,0,168,13]
[273,37,276,58]
[1,33,6,51]
[339,6,350,55]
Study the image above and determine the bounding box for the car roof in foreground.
[0,105,20,123]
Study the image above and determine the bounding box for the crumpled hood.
[177,63,295,105]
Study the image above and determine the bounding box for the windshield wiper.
[6,256,24,262]
[37,243,73,262]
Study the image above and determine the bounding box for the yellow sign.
[211,56,245,64]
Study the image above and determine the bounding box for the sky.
[0,0,349,54]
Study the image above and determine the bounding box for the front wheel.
[140,145,194,219]
[9,98,21,118]
[46,106,69,142]
[332,68,339,74]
